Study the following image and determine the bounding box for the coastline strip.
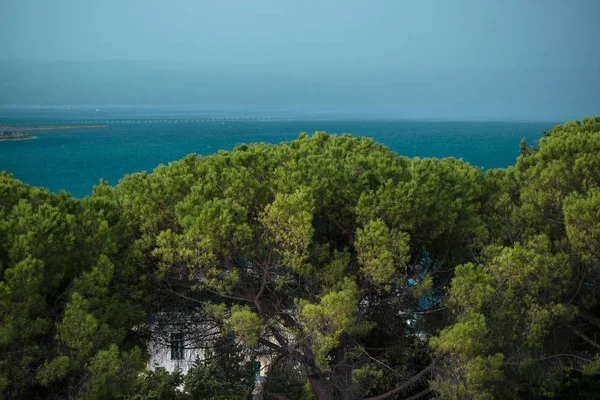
[0,136,38,142]
[0,125,109,132]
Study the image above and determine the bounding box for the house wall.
[146,335,203,374]
[144,315,274,388]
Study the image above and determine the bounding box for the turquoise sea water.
[0,108,557,198]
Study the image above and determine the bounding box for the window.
[170,333,185,360]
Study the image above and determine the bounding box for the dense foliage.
[0,116,599,399]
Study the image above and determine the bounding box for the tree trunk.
[335,344,356,400]
[308,373,334,400]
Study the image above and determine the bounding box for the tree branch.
[334,220,354,244]
[255,246,273,315]
[362,359,438,400]
[258,337,286,354]
[567,324,600,351]
[402,387,433,400]
[580,312,600,330]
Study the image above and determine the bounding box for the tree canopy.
[1,116,599,399]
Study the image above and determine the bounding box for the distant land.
[0,131,35,141]
[0,125,109,132]
[0,125,109,142]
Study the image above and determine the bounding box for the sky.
[1,0,599,119]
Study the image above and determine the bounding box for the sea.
[0,107,558,199]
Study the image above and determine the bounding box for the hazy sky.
[1,0,599,119]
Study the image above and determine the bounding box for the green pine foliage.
[0,116,599,399]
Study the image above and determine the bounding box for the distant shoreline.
[0,125,109,132]
[0,135,38,142]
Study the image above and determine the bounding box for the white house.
[145,314,272,385]
[146,329,203,374]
